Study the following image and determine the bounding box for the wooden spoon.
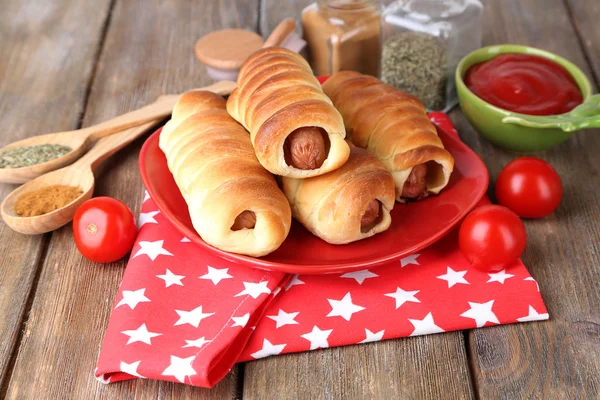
[262,18,298,48]
[1,120,159,235]
[0,80,236,184]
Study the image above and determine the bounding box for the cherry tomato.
[73,197,137,263]
[459,205,527,271]
[495,157,562,219]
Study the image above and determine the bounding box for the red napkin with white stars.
[95,114,548,388]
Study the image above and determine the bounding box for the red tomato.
[495,157,562,218]
[459,205,527,271]
[73,197,137,263]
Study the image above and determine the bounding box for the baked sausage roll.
[322,71,454,202]
[281,145,395,244]
[159,90,291,257]
[226,47,350,178]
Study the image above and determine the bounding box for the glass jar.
[381,0,483,111]
[302,0,382,77]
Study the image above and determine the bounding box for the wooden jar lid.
[195,29,264,70]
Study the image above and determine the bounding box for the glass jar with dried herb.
[381,0,483,111]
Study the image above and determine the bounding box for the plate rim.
[139,120,489,274]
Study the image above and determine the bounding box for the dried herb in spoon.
[0,144,72,169]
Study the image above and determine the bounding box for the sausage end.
[231,210,257,231]
[284,127,330,170]
[401,163,428,200]
[360,199,383,233]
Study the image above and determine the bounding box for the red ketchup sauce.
[465,54,583,115]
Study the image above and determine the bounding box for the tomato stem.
[87,223,98,235]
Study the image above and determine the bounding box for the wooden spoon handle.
[262,18,296,48]
[80,80,237,142]
[75,120,159,171]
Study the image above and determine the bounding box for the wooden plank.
[450,0,600,398]
[244,333,474,400]
[565,0,600,85]
[2,0,258,398]
[246,2,475,399]
[0,0,113,389]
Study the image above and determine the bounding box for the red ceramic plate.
[139,119,489,275]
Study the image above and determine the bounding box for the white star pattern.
[267,309,300,328]
[460,300,500,327]
[429,114,442,126]
[143,190,150,202]
[174,306,214,328]
[95,368,110,384]
[437,266,469,288]
[162,355,196,383]
[121,360,144,378]
[284,274,305,291]
[133,240,173,261]
[400,253,420,267]
[524,277,540,291]
[199,266,232,285]
[408,312,445,336]
[384,287,420,309]
[121,323,161,345]
[327,292,365,321]
[231,313,250,328]
[250,339,287,359]
[235,281,271,299]
[183,337,212,348]
[115,288,151,310]
[359,328,385,343]
[301,326,333,350]
[156,269,184,287]
[138,211,159,229]
[487,269,515,284]
[93,122,551,377]
[516,305,549,322]
[340,269,379,285]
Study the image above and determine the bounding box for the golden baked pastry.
[159,90,291,257]
[281,145,395,244]
[226,47,350,178]
[323,71,454,202]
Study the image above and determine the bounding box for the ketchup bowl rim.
[456,44,592,119]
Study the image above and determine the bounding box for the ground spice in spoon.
[15,185,83,217]
[0,144,72,169]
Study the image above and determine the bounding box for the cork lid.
[195,29,264,70]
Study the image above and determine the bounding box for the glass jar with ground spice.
[302,0,382,77]
[381,0,483,111]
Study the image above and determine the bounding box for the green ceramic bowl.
[456,44,593,152]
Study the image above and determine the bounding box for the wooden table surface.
[1,0,599,399]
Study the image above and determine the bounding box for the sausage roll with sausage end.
[322,71,455,203]
[226,47,350,178]
[281,145,396,244]
[159,90,292,257]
